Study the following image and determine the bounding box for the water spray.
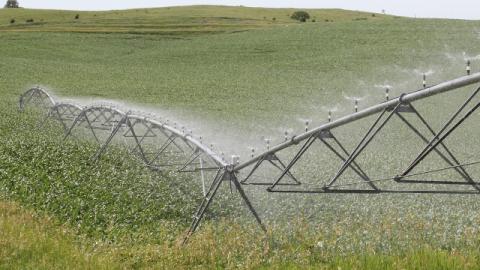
[18,73,480,242]
[231,155,240,165]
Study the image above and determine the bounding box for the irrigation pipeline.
[19,72,480,172]
[234,72,480,171]
[18,71,480,240]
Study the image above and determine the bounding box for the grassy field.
[0,5,391,34]
[1,5,480,269]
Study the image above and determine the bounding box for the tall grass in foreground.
[0,201,114,269]
[2,200,480,269]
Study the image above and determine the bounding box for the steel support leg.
[183,168,266,244]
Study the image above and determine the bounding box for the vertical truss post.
[199,157,207,197]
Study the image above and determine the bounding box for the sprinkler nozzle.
[467,60,471,75]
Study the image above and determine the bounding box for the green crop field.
[1,5,480,269]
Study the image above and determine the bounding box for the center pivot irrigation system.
[19,69,480,242]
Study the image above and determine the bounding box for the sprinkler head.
[354,99,359,112]
[385,88,390,101]
[250,147,255,158]
[265,139,271,150]
[328,111,332,122]
[305,120,310,132]
[467,60,471,75]
[284,131,289,141]
[423,74,427,88]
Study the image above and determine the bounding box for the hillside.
[1,5,480,269]
[0,5,392,34]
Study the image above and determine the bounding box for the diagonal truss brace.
[395,87,480,187]
[267,129,380,192]
[324,97,478,191]
[240,153,301,186]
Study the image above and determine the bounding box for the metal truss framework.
[18,72,480,242]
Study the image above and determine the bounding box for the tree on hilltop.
[291,11,310,22]
[4,0,19,8]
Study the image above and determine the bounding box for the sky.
[17,0,480,20]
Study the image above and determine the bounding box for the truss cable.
[323,159,480,189]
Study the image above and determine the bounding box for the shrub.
[4,0,19,8]
[312,19,316,22]
[372,13,376,17]
[291,11,310,22]
[26,18,34,23]
[10,18,15,24]
[272,17,276,21]
[75,14,80,20]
